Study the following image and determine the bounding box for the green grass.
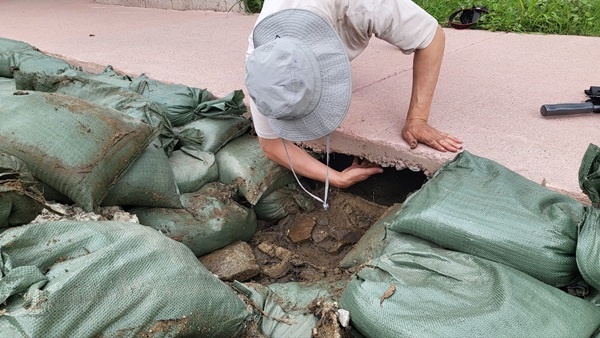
[413,0,600,36]
[243,0,600,37]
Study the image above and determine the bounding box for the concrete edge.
[92,0,248,13]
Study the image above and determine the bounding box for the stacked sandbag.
[0,91,156,212]
[233,280,348,338]
[574,144,600,290]
[387,150,584,287]
[0,152,45,228]
[215,134,296,205]
[0,37,76,78]
[253,184,315,221]
[168,146,219,194]
[129,74,247,126]
[14,70,178,154]
[175,115,251,153]
[102,144,182,208]
[0,221,250,337]
[339,203,435,269]
[340,235,600,337]
[130,182,257,256]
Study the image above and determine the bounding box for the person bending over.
[245,0,462,208]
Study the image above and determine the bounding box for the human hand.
[402,118,463,152]
[336,157,383,188]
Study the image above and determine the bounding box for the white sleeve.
[249,98,279,139]
[348,0,439,55]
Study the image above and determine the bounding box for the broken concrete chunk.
[199,241,260,282]
[288,216,316,244]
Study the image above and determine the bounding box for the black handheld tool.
[541,86,600,117]
[540,102,600,116]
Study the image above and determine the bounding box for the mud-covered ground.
[33,160,426,289]
[250,188,389,285]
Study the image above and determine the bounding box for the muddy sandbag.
[0,152,45,228]
[0,91,156,212]
[14,70,177,154]
[0,38,34,53]
[0,38,35,78]
[102,144,181,208]
[1,49,75,78]
[339,203,435,269]
[579,143,600,206]
[130,182,257,256]
[340,239,600,338]
[253,184,315,221]
[176,115,251,153]
[215,134,295,205]
[168,146,218,194]
[575,144,600,290]
[233,281,347,338]
[129,74,247,127]
[0,220,249,337]
[81,65,133,88]
[388,151,584,287]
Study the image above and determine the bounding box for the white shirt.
[246,0,439,139]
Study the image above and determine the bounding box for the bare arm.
[258,137,383,189]
[402,25,463,152]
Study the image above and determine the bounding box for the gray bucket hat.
[246,9,352,142]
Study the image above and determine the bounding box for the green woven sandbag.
[2,49,75,78]
[0,38,35,78]
[129,74,247,127]
[176,115,251,153]
[579,143,600,207]
[340,239,600,338]
[0,152,45,228]
[388,150,584,287]
[78,65,133,88]
[102,144,181,208]
[130,182,257,257]
[0,91,156,212]
[168,146,218,194]
[339,203,435,269]
[215,134,295,205]
[253,184,315,221]
[0,221,249,337]
[233,280,347,338]
[0,38,34,53]
[15,70,177,155]
[574,144,600,290]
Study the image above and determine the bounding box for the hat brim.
[253,9,352,142]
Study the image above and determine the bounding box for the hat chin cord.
[282,136,330,210]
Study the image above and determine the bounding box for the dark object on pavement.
[541,86,600,116]
[448,6,488,29]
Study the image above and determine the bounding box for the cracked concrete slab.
[1,0,598,203]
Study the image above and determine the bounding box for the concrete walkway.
[1,0,598,203]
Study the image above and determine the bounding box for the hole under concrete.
[321,152,428,206]
[250,152,428,285]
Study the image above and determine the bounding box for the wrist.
[329,171,347,188]
[407,116,428,123]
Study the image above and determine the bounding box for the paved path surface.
[1,0,599,202]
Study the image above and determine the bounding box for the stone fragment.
[312,228,329,243]
[288,216,316,243]
[199,241,260,282]
[331,229,363,245]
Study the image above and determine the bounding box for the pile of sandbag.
[338,144,600,337]
[0,36,317,337]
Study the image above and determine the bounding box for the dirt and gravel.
[31,160,425,288]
